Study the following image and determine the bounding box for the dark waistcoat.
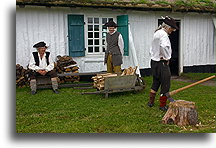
[32,52,50,66]
[105,31,123,66]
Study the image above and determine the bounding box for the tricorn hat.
[33,41,47,48]
[104,18,118,27]
[162,16,179,30]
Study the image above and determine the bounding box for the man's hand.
[38,70,47,75]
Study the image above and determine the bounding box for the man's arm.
[118,34,124,55]
[45,53,54,72]
[28,53,40,71]
[160,35,172,60]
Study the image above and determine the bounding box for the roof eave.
[16,1,216,13]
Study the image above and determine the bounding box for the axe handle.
[169,75,215,96]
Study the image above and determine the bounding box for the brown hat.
[104,18,118,27]
[162,16,179,30]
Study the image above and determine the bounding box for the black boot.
[147,92,156,107]
[53,89,59,94]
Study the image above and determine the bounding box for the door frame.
[157,17,183,75]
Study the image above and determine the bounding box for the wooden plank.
[59,83,92,88]
[81,91,105,95]
[57,72,107,77]
[73,86,94,90]
[36,76,51,85]
[37,83,93,89]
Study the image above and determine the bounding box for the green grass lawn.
[16,74,216,133]
[180,73,216,81]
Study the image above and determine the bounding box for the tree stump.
[161,100,198,126]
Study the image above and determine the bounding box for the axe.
[167,75,215,102]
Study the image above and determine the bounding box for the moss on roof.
[16,0,216,13]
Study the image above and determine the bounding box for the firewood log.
[162,100,198,126]
[56,55,79,83]
[121,66,137,76]
[92,73,117,90]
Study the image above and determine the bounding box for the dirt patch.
[171,76,215,87]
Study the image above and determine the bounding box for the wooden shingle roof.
[16,0,216,13]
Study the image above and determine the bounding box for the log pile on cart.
[92,73,118,90]
[16,64,30,87]
[55,55,80,83]
[83,66,144,98]
[92,67,137,90]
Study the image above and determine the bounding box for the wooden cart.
[82,74,145,98]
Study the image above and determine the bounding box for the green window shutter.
[68,14,85,57]
[117,15,129,56]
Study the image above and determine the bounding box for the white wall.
[16,6,69,67]
[16,6,215,72]
[183,13,215,66]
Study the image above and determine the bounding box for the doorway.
[158,19,180,76]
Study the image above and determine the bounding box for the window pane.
[88,39,93,45]
[94,32,99,38]
[88,25,93,31]
[103,47,105,52]
[88,32,93,38]
[88,18,93,23]
[88,47,93,53]
[102,32,107,38]
[102,25,107,30]
[95,47,99,52]
[94,39,99,45]
[102,18,107,24]
[102,39,105,45]
[94,18,99,24]
[94,25,99,31]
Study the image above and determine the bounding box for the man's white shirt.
[149,28,172,61]
[28,51,54,72]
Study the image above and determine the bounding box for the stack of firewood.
[92,73,118,90]
[121,66,137,76]
[55,55,80,83]
[16,64,30,87]
[16,55,80,87]
[92,66,137,90]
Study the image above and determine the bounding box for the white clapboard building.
[16,0,216,76]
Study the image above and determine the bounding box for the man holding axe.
[148,16,178,111]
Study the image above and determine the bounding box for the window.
[87,17,113,54]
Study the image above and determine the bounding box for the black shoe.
[159,106,168,111]
[53,89,59,94]
[31,91,37,95]
[168,97,175,102]
[147,102,154,107]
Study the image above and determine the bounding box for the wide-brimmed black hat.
[33,41,47,48]
[104,18,118,27]
[162,16,179,30]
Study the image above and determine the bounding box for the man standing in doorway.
[104,19,124,74]
[147,16,179,111]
